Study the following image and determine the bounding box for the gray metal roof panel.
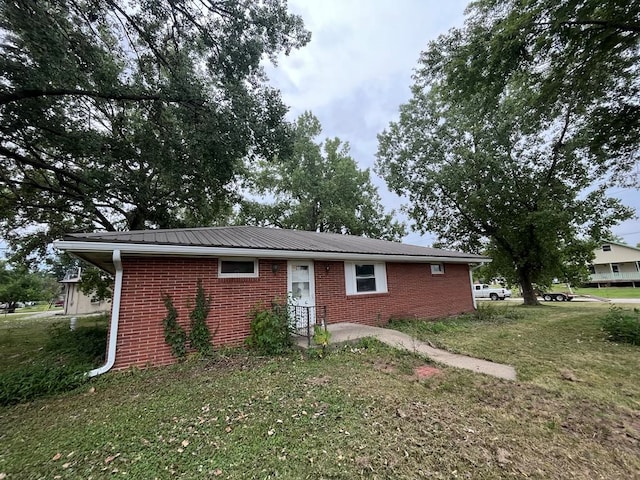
[63,226,484,260]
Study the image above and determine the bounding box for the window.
[344,262,387,295]
[611,264,620,274]
[602,245,611,252]
[430,263,445,274]
[218,258,258,278]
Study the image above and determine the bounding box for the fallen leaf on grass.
[0,473,7,480]
[104,453,120,464]
[213,468,223,476]
[560,369,582,382]
[225,426,232,433]
[181,439,189,448]
[52,453,62,461]
[62,463,71,469]
[496,448,511,465]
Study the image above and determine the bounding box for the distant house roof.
[55,226,488,273]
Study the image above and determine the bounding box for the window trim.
[602,244,612,252]
[344,262,387,295]
[430,263,445,275]
[218,258,259,278]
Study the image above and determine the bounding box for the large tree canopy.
[377,0,637,304]
[0,0,310,262]
[239,112,405,241]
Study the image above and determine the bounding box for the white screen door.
[287,261,316,330]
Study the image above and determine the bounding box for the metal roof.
[63,226,482,259]
[55,226,489,273]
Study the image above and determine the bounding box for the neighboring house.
[54,226,487,373]
[586,241,640,287]
[60,268,111,316]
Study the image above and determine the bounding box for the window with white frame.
[611,263,620,274]
[602,244,612,252]
[218,258,258,278]
[430,263,445,274]
[344,262,387,295]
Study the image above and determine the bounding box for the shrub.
[246,300,293,355]
[162,294,187,359]
[601,307,640,345]
[189,279,214,355]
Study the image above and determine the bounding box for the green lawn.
[1,304,639,479]
[572,286,640,298]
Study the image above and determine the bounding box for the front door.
[287,261,315,330]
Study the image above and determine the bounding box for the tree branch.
[0,88,177,106]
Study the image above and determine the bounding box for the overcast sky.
[265,0,640,247]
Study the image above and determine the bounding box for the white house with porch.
[587,241,640,287]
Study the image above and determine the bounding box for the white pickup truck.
[473,284,512,300]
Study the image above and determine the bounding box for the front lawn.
[572,286,640,299]
[1,304,639,479]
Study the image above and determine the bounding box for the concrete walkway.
[298,322,517,381]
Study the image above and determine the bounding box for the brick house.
[54,226,487,375]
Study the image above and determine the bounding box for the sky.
[264,0,640,248]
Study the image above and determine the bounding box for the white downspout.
[88,249,123,377]
[469,263,486,309]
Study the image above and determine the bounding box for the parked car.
[473,284,512,300]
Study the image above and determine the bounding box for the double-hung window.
[344,262,387,295]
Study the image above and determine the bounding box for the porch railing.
[589,272,640,282]
[290,305,327,347]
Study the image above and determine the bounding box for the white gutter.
[53,240,489,265]
[87,249,123,377]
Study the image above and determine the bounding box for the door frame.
[287,260,316,330]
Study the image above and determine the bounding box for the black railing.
[290,305,327,346]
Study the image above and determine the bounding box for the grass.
[572,286,640,298]
[1,304,639,478]
[0,314,106,373]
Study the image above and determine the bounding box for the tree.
[0,0,310,262]
[239,112,405,241]
[0,262,58,312]
[377,0,635,304]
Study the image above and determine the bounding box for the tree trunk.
[518,269,539,305]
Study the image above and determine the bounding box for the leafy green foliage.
[312,324,331,358]
[377,0,635,304]
[0,320,107,406]
[240,112,405,240]
[0,261,59,312]
[246,299,293,355]
[189,280,213,356]
[601,307,640,345]
[0,0,310,262]
[45,320,108,365]
[162,294,187,359]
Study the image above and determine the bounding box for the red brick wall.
[314,261,474,326]
[112,257,473,370]
[114,257,287,370]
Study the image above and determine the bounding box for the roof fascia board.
[53,240,489,264]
